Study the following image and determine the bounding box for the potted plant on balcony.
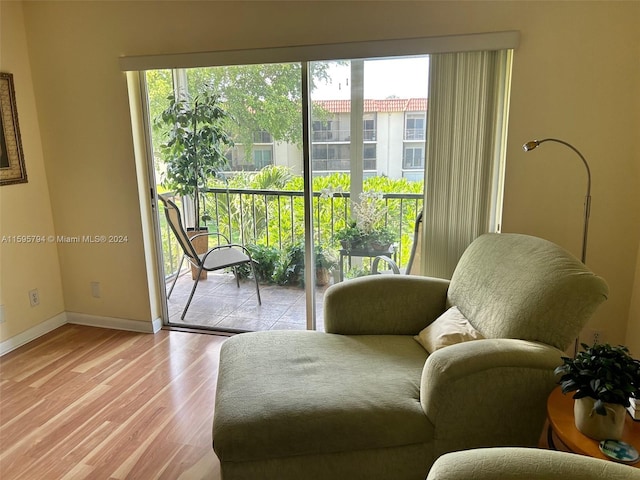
[156,89,234,279]
[334,221,365,251]
[366,226,396,251]
[334,192,396,252]
[554,343,640,440]
[314,244,338,286]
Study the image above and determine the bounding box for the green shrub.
[274,243,306,287]
[248,244,281,283]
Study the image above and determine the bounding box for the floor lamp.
[522,138,592,356]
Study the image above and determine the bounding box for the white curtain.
[420,49,512,279]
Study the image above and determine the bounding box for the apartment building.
[225,98,428,181]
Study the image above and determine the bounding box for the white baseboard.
[66,312,158,333]
[0,312,68,356]
[0,312,163,356]
[151,316,163,333]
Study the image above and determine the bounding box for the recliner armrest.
[420,338,564,451]
[426,447,637,480]
[323,275,450,335]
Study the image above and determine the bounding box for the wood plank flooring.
[0,324,227,479]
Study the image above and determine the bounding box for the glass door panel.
[310,56,428,283]
[147,63,309,333]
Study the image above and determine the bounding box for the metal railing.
[159,188,423,278]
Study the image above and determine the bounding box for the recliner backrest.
[447,233,608,351]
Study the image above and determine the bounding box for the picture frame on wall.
[1,72,27,186]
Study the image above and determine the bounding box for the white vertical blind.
[421,50,512,279]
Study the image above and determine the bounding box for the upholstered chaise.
[426,448,638,480]
[213,233,608,480]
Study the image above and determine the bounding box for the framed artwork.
[1,72,27,186]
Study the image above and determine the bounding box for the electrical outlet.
[91,281,101,298]
[589,328,606,345]
[0,305,5,323]
[29,289,40,307]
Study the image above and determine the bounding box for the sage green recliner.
[426,447,639,480]
[213,233,609,480]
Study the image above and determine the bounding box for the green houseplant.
[334,192,396,251]
[314,244,338,286]
[334,221,365,250]
[156,89,234,231]
[554,343,640,440]
[274,243,306,287]
[156,89,234,279]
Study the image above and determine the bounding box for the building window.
[405,113,426,140]
[312,121,333,141]
[253,131,273,143]
[363,114,376,141]
[253,147,273,169]
[403,145,424,169]
[364,144,376,170]
[312,144,350,171]
[225,145,273,171]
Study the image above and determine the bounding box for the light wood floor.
[0,324,227,480]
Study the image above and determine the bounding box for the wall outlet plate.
[29,289,40,307]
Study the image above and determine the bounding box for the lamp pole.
[522,138,592,264]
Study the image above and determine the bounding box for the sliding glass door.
[144,55,429,333]
[136,38,513,333]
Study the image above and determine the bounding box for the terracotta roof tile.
[313,98,427,114]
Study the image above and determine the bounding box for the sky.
[311,56,429,101]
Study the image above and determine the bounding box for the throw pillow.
[414,306,485,353]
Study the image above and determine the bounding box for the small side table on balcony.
[338,245,396,282]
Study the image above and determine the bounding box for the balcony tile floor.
[166,268,328,332]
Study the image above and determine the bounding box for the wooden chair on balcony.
[158,195,261,320]
[372,209,423,275]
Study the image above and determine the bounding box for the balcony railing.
[159,189,423,279]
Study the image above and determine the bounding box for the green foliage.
[185,62,332,150]
[156,89,233,197]
[345,266,369,279]
[146,69,174,147]
[555,343,640,414]
[334,192,398,250]
[200,168,422,271]
[274,243,306,287]
[238,242,337,287]
[247,244,281,283]
[155,89,234,229]
[147,64,423,278]
[314,244,338,269]
[334,221,365,247]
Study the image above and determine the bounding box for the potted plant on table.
[334,192,396,252]
[554,343,640,440]
[156,89,234,279]
[334,221,365,251]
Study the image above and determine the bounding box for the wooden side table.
[547,386,640,467]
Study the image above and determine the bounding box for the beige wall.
[627,242,640,357]
[4,1,638,346]
[0,1,65,340]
